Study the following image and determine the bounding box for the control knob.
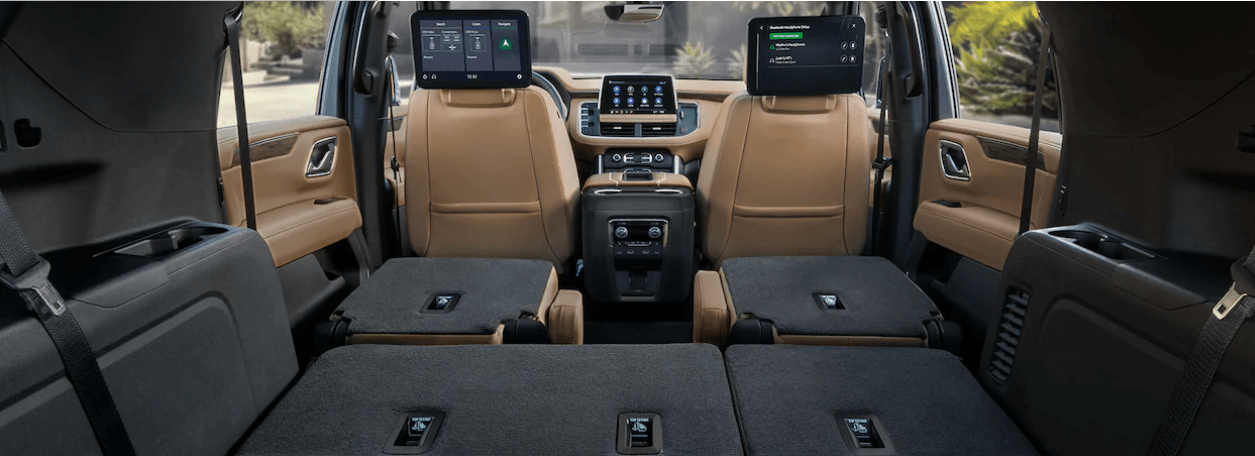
[615,227,630,239]
[648,227,663,239]
[611,153,623,162]
[654,153,665,163]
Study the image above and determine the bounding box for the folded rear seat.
[324,257,583,346]
[237,344,742,455]
[725,345,1037,456]
[694,256,941,347]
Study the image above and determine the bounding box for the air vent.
[600,123,636,137]
[649,44,681,56]
[988,287,1029,383]
[640,124,677,137]
[579,43,628,56]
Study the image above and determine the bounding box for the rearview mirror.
[604,3,665,23]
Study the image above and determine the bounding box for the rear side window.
[944,1,1059,132]
[219,1,337,128]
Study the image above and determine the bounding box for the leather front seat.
[696,93,872,267]
[405,86,580,271]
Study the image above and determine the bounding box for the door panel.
[217,115,362,267]
[915,118,1062,270]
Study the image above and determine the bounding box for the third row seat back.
[697,15,872,267]
[406,10,580,272]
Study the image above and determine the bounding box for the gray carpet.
[725,345,1038,456]
[721,256,938,337]
[238,344,743,456]
[338,258,551,335]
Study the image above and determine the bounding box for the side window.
[387,1,419,108]
[944,1,1059,132]
[219,2,337,128]
[859,2,888,108]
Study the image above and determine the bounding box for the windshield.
[449,1,828,79]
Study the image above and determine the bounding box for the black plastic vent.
[650,44,681,56]
[640,124,676,137]
[988,287,1029,383]
[579,43,628,56]
[601,123,636,137]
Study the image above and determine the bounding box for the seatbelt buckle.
[1213,284,1247,320]
[0,257,66,317]
[872,156,893,171]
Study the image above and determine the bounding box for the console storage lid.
[583,171,692,190]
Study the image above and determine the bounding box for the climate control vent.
[988,287,1029,383]
[600,123,636,137]
[640,124,677,137]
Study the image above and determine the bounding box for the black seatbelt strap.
[225,5,257,231]
[871,52,892,256]
[1147,246,1255,456]
[386,54,404,255]
[1018,22,1052,235]
[0,193,137,456]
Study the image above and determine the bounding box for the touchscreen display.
[746,15,865,95]
[412,10,530,89]
[599,75,677,115]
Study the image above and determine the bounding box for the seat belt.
[1147,246,1255,456]
[0,192,137,456]
[1018,22,1052,235]
[225,5,257,231]
[870,19,892,257]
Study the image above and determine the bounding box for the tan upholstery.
[696,92,872,267]
[546,290,585,345]
[217,116,362,267]
[582,171,692,190]
[915,119,1061,270]
[692,270,734,347]
[406,86,581,271]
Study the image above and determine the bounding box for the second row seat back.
[405,86,580,272]
[697,92,871,268]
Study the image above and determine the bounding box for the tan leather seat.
[405,86,580,271]
[696,92,872,267]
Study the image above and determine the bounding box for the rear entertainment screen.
[411,10,530,89]
[746,15,865,96]
[599,75,677,115]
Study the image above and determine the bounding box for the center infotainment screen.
[599,75,677,115]
[411,10,530,89]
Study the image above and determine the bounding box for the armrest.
[255,198,362,267]
[693,270,733,347]
[583,172,693,191]
[547,290,584,345]
[913,201,1022,271]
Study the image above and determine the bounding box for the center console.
[582,172,694,303]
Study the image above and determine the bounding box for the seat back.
[697,92,871,266]
[405,86,580,271]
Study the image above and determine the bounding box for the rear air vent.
[600,123,636,137]
[579,43,628,56]
[988,287,1029,383]
[640,124,677,137]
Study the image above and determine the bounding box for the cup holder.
[1050,230,1154,261]
[114,226,229,257]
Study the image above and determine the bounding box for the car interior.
[1,1,1253,455]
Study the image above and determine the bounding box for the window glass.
[448,1,827,80]
[219,1,337,128]
[944,1,1059,131]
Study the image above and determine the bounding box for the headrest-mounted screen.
[411,10,531,89]
[746,15,865,96]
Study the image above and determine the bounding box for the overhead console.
[746,15,865,95]
[411,10,531,88]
